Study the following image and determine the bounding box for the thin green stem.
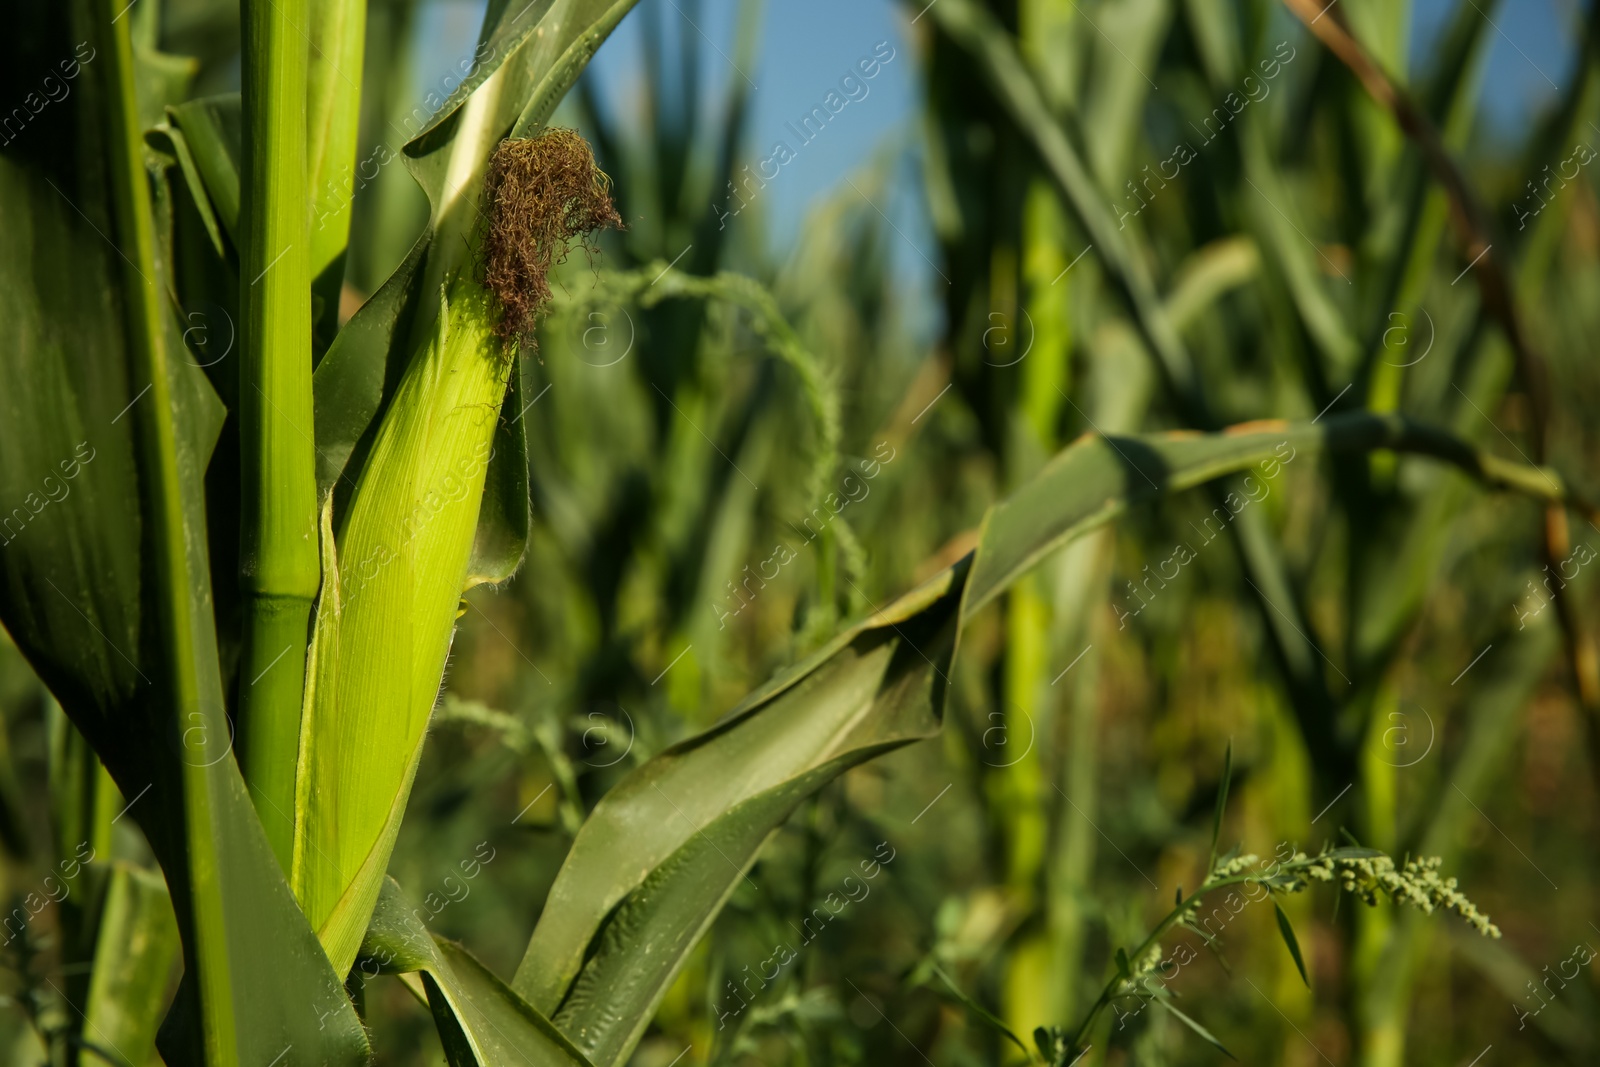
[239,0,320,872]
[1065,871,1266,1052]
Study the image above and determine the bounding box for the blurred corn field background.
[3,0,1599,1065]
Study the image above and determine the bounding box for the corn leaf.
[148,118,229,260]
[1237,121,1362,374]
[80,864,181,1067]
[513,412,1576,1065]
[0,5,368,1062]
[357,877,594,1067]
[515,566,963,1064]
[956,417,1436,620]
[1079,0,1168,185]
[306,0,366,354]
[312,231,432,490]
[166,94,242,244]
[1163,236,1260,331]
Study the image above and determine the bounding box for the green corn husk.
[293,270,512,974]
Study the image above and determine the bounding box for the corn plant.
[902,0,1600,1061]
[0,0,1595,1065]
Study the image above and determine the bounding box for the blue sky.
[415,0,1587,263]
[1412,0,1580,128]
[583,0,919,247]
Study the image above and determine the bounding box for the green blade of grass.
[1154,995,1238,1061]
[928,962,1033,1057]
[1273,902,1311,987]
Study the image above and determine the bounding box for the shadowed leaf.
[358,877,594,1067]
